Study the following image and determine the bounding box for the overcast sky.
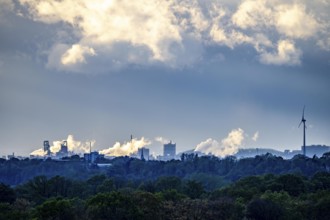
[1,0,329,157]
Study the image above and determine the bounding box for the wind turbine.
[298,106,307,156]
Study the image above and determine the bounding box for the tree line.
[0,152,330,219]
[1,171,330,219]
[1,152,330,186]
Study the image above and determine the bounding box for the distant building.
[305,145,330,157]
[138,147,150,160]
[163,141,176,160]
[235,148,283,158]
[84,151,104,163]
[7,153,15,160]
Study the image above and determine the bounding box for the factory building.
[56,141,68,158]
[43,140,51,156]
[138,147,150,160]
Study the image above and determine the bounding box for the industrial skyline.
[1,0,329,156]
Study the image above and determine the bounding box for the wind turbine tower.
[299,106,307,156]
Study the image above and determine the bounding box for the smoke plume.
[30,135,95,156]
[194,128,245,157]
[99,137,151,157]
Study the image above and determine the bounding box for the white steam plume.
[99,137,151,157]
[30,135,95,156]
[30,148,47,157]
[155,136,170,144]
[194,128,245,157]
[252,131,259,142]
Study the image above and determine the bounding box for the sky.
[0,0,329,157]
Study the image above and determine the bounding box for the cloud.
[30,135,95,156]
[259,40,302,65]
[317,37,330,51]
[61,44,96,65]
[231,0,320,38]
[0,0,14,23]
[0,0,14,12]
[252,131,259,142]
[231,0,272,29]
[99,137,151,157]
[194,128,244,157]
[275,4,319,39]
[19,0,183,71]
[12,0,330,72]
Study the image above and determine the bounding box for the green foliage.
[34,198,76,220]
[0,183,16,204]
[311,172,330,191]
[0,155,329,219]
[183,180,205,199]
[155,176,182,192]
[97,178,115,193]
[156,189,187,202]
[1,153,330,187]
[0,204,11,219]
[132,191,162,220]
[246,199,283,220]
[275,174,306,196]
[86,192,141,220]
[312,195,330,220]
[185,172,229,191]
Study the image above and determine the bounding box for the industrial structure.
[304,145,330,158]
[43,140,51,156]
[299,106,307,156]
[138,147,150,160]
[56,141,68,158]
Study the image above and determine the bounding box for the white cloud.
[275,4,319,39]
[194,128,244,157]
[259,40,302,65]
[13,0,330,71]
[232,0,272,29]
[61,44,96,65]
[232,0,320,39]
[19,0,183,70]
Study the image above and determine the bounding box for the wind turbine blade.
[298,121,302,128]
